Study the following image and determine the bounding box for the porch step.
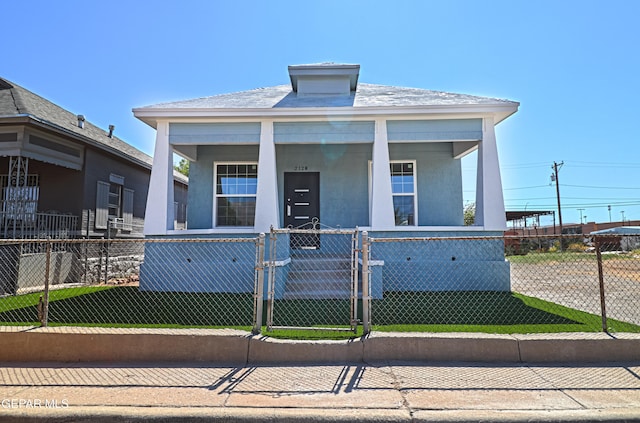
[289,254,352,271]
[287,269,352,282]
[283,254,354,300]
[283,290,353,300]
[286,278,351,292]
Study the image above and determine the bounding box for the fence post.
[595,236,608,332]
[40,240,51,327]
[361,231,370,335]
[105,224,111,284]
[253,233,266,335]
[266,227,277,331]
[350,228,359,333]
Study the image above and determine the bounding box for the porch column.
[144,120,175,235]
[475,117,506,230]
[370,118,395,229]
[254,120,280,232]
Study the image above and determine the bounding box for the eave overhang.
[133,102,519,129]
[0,114,188,185]
[18,115,152,171]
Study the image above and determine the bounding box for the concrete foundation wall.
[17,252,75,291]
[368,231,511,294]
[139,241,258,293]
[139,231,509,295]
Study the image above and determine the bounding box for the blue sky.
[3,0,639,226]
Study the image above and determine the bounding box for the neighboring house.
[0,77,187,240]
[134,63,518,294]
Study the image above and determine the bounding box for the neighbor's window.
[95,174,134,231]
[215,163,258,226]
[391,161,416,226]
[108,182,122,220]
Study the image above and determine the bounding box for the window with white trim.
[215,163,258,226]
[390,161,416,226]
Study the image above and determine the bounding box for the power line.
[504,201,640,208]
[507,196,639,201]
[569,160,640,168]
[563,184,640,190]
[500,183,639,191]
[503,185,550,191]
[501,163,550,170]
[501,161,550,167]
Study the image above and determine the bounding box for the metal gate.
[266,223,360,332]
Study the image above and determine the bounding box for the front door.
[284,172,320,249]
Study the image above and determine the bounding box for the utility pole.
[608,205,611,222]
[551,161,564,240]
[577,208,585,225]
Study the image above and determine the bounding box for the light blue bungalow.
[133,63,519,295]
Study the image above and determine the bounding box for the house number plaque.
[294,165,308,171]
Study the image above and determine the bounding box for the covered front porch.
[143,116,506,237]
[0,156,79,240]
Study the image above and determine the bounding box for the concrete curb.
[2,406,640,423]
[364,332,520,362]
[515,332,640,362]
[1,326,639,363]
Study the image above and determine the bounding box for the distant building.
[0,77,187,239]
[508,217,640,237]
[591,226,640,251]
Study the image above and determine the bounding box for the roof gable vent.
[288,63,360,96]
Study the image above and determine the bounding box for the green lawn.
[1,285,638,339]
[372,291,637,334]
[0,286,254,329]
[506,250,639,264]
[506,252,594,264]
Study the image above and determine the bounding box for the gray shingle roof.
[0,77,153,168]
[142,83,518,110]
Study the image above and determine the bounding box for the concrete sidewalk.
[1,327,640,421]
[1,361,640,422]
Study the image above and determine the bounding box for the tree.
[174,158,189,177]
[464,202,475,226]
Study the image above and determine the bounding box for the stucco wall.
[276,143,372,228]
[389,142,463,226]
[139,240,259,293]
[367,230,510,295]
[187,145,259,229]
[185,141,464,230]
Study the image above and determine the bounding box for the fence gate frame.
[266,224,360,333]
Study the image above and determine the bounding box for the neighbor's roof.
[0,77,187,184]
[141,83,517,110]
[506,210,555,222]
[591,226,640,235]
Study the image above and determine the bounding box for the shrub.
[566,242,587,252]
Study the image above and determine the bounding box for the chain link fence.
[0,233,638,334]
[0,237,263,331]
[266,227,359,332]
[362,233,639,333]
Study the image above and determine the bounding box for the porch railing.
[0,211,79,239]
